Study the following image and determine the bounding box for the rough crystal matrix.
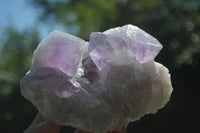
[20,25,173,133]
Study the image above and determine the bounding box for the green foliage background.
[0,0,199,132]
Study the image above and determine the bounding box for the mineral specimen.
[20,25,173,133]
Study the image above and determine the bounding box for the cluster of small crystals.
[20,25,172,133]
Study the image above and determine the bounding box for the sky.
[0,0,65,40]
[0,0,37,31]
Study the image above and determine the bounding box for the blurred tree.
[0,27,39,133]
[31,0,200,69]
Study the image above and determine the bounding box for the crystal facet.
[104,24,163,64]
[20,25,173,133]
[89,32,135,70]
[32,30,86,77]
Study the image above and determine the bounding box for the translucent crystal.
[89,32,136,70]
[104,24,163,64]
[20,25,173,133]
[32,30,86,77]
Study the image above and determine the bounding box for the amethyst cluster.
[20,25,173,133]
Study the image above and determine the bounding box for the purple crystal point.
[104,24,163,63]
[32,30,86,77]
[89,32,135,70]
